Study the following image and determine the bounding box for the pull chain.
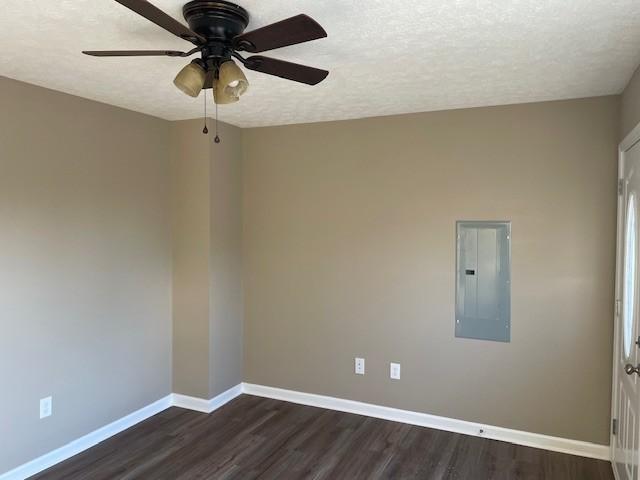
[214,100,221,144]
[202,92,208,134]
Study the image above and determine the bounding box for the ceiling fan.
[83,0,329,105]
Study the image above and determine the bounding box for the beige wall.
[0,79,244,474]
[622,65,640,140]
[242,97,619,444]
[170,118,244,399]
[0,77,172,473]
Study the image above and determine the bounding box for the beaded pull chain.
[214,100,221,144]
[202,92,209,134]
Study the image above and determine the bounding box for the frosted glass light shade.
[212,78,238,104]
[214,60,248,104]
[173,61,206,97]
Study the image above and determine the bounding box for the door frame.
[612,123,640,477]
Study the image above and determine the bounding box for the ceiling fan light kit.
[84,0,329,115]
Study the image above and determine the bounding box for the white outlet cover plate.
[355,357,365,375]
[40,396,52,419]
[390,363,401,380]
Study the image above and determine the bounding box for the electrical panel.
[456,221,511,342]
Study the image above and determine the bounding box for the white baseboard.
[242,383,611,461]
[1,381,609,479]
[0,395,173,480]
[172,384,243,414]
[1,384,244,480]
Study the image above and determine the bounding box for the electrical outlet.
[355,357,365,375]
[390,363,401,380]
[40,396,52,419]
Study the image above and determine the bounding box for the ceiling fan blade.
[233,14,327,53]
[113,0,205,44]
[83,50,187,57]
[244,55,328,85]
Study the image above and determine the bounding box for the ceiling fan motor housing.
[183,1,249,55]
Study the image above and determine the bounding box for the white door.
[613,137,640,480]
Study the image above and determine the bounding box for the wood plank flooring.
[32,394,614,480]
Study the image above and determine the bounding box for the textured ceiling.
[2,0,640,127]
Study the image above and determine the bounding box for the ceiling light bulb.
[212,78,237,105]
[173,60,206,98]
[214,60,248,104]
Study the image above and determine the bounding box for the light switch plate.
[390,363,401,380]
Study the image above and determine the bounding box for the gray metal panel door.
[456,221,511,342]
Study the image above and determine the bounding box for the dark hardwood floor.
[32,394,613,480]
